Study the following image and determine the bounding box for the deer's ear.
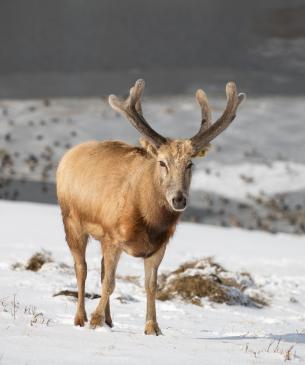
[191,144,212,158]
[139,138,158,157]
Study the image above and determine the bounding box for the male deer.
[56,79,245,335]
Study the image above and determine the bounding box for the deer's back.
[57,140,148,226]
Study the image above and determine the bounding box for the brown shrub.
[25,251,53,271]
[157,257,268,307]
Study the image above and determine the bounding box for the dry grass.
[0,295,51,326]
[245,340,295,361]
[53,290,138,304]
[0,294,19,319]
[157,257,268,307]
[53,275,141,301]
[25,251,53,271]
[30,312,52,326]
[53,290,100,300]
[12,250,53,271]
[115,294,139,304]
[116,275,141,287]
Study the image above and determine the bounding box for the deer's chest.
[117,223,176,258]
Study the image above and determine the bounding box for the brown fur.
[56,138,194,334]
[57,140,184,258]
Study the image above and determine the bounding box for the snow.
[1,95,305,186]
[192,161,305,202]
[1,95,305,235]
[0,200,305,364]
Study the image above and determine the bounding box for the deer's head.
[109,79,245,212]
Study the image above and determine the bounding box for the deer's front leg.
[90,242,121,329]
[144,244,166,335]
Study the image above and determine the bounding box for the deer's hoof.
[74,310,87,327]
[144,320,162,336]
[90,312,104,329]
[105,317,113,328]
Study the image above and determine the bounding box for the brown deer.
[56,79,245,335]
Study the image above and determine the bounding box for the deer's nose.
[172,191,187,210]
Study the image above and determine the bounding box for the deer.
[56,79,245,335]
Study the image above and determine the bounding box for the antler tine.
[195,89,212,132]
[129,84,143,115]
[109,79,166,147]
[191,82,245,151]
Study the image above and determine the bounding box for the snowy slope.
[1,96,305,235]
[192,161,305,202]
[1,96,305,184]
[0,200,305,364]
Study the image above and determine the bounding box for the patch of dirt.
[157,257,268,307]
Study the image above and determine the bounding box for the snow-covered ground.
[0,200,305,364]
[1,96,305,234]
[192,161,305,202]
[1,95,305,183]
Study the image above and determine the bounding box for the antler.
[195,88,212,133]
[109,79,167,147]
[191,82,246,152]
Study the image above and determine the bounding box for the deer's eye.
[159,161,167,168]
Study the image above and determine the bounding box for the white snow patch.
[0,200,304,364]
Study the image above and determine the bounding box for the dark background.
[0,0,304,97]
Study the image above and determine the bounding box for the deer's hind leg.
[63,215,88,327]
[101,257,113,327]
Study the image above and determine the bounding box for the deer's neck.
[136,161,180,230]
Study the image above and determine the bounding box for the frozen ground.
[0,200,305,364]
